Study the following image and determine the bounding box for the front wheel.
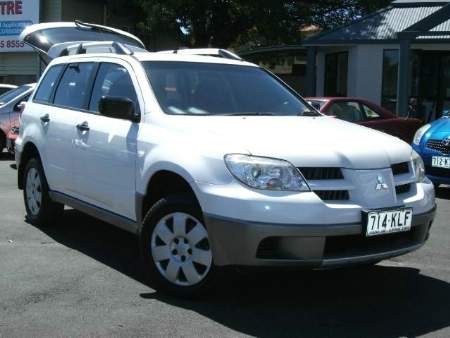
[23,158,63,226]
[140,195,216,298]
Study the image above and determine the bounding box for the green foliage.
[118,0,393,49]
[308,0,392,30]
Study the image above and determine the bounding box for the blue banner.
[0,20,31,36]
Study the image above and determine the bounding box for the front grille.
[298,167,343,180]
[395,184,411,195]
[426,139,450,155]
[315,190,349,201]
[324,224,427,259]
[391,162,409,175]
[425,166,450,177]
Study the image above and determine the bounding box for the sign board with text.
[0,0,39,52]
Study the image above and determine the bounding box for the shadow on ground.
[0,152,13,161]
[34,209,450,338]
[436,185,450,200]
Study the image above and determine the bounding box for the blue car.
[412,112,450,186]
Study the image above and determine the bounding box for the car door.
[40,62,97,194]
[71,61,140,221]
[358,102,408,139]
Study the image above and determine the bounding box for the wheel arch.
[18,141,42,190]
[140,169,201,224]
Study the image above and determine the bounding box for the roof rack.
[156,48,242,61]
[48,41,141,59]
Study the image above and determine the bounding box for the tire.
[0,132,5,152]
[140,194,217,298]
[23,157,64,227]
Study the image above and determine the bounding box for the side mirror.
[442,110,449,118]
[14,101,26,113]
[98,96,140,122]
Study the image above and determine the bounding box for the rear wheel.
[140,195,216,298]
[23,157,63,227]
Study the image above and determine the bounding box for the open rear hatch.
[20,21,146,63]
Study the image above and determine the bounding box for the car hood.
[177,115,413,169]
[428,117,450,140]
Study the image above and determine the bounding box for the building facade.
[305,0,450,122]
[0,0,107,85]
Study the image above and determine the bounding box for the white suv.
[17,22,436,297]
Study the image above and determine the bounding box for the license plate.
[432,156,450,169]
[365,208,413,237]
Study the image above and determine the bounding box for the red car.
[305,97,423,143]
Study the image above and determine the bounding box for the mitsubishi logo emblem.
[376,175,389,191]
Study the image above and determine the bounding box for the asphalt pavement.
[0,152,449,338]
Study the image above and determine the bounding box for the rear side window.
[54,63,96,110]
[34,65,64,103]
[362,104,381,120]
[89,63,139,113]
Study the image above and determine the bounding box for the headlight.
[224,154,310,192]
[413,124,431,145]
[412,150,425,182]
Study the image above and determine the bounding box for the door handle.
[40,114,50,123]
[76,121,90,132]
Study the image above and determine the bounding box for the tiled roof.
[305,3,449,45]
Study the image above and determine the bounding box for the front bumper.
[412,144,450,185]
[205,206,436,267]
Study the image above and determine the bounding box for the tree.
[307,0,392,30]
[130,0,393,50]
[136,0,312,49]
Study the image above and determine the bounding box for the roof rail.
[48,41,141,59]
[157,48,242,61]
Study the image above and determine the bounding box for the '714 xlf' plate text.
[365,208,413,237]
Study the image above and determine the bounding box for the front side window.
[328,101,363,122]
[89,63,139,113]
[54,63,96,110]
[144,62,317,116]
[34,65,64,103]
[324,52,348,97]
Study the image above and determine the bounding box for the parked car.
[412,111,450,187]
[0,84,17,96]
[306,97,423,143]
[0,84,36,153]
[16,22,436,297]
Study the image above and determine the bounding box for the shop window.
[381,49,421,114]
[324,52,348,96]
[381,50,399,113]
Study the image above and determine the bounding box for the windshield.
[144,62,319,116]
[0,85,31,106]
